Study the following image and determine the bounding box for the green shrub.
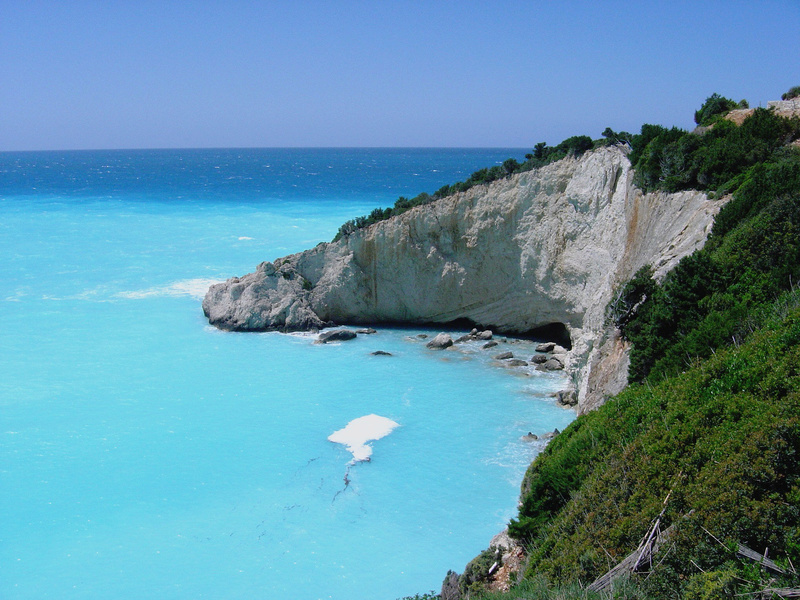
[783,85,800,100]
[510,304,800,597]
[694,93,739,126]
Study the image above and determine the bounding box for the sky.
[1,0,798,151]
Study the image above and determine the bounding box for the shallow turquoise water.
[0,149,575,599]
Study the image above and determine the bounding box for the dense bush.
[783,85,800,100]
[693,93,739,126]
[507,298,800,597]
[630,107,800,193]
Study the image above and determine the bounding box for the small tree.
[502,158,520,175]
[694,93,738,126]
[782,85,800,100]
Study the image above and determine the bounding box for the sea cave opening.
[528,322,572,350]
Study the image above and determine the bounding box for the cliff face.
[203,147,724,411]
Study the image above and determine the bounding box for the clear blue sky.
[2,0,798,151]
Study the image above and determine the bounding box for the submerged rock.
[371,350,392,356]
[505,359,529,367]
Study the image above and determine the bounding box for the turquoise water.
[0,149,575,599]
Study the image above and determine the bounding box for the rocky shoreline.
[314,325,578,407]
[203,146,724,414]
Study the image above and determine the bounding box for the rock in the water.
[356,328,377,334]
[426,333,454,350]
[554,389,578,406]
[483,341,499,349]
[535,342,557,353]
[530,354,549,364]
[543,428,560,439]
[521,432,539,441]
[318,329,357,343]
[456,328,493,343]
[541,357,564,371]
[417,334,428,339]
[505,359,529,367]
[493,351,513,360]
[371,350,392,356]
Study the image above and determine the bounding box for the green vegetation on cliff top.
[419,88,800,599]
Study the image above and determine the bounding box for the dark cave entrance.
[528,322,572,350]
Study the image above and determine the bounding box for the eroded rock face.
[203,147,725,411]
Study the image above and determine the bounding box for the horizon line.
[0,145,535,154]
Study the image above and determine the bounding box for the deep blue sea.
[0,149,575,600]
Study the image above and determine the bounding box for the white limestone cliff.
[203,146,725,412]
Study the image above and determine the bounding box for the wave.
[116,278,223,300]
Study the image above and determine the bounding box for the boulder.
[456,329,493,343]
[530,354,549,364]
[426,333,454,350]
[521,432,539,441]
[535,342,556,353]
[482,341,499,349]
[371,350,392,356]
[543,428,560,439]
[493,351,513,360]
[317,329,357,343]
[554,389,578,406]
[541,358,564,371]
[505,359,528,367]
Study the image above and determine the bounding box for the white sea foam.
[238,236,253,240]
[328,414,400,463]
[116,278,223,300]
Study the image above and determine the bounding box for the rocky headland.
[203,146,725,413]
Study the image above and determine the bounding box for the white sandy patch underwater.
[0,148,574,600]
[329,414,401,463]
